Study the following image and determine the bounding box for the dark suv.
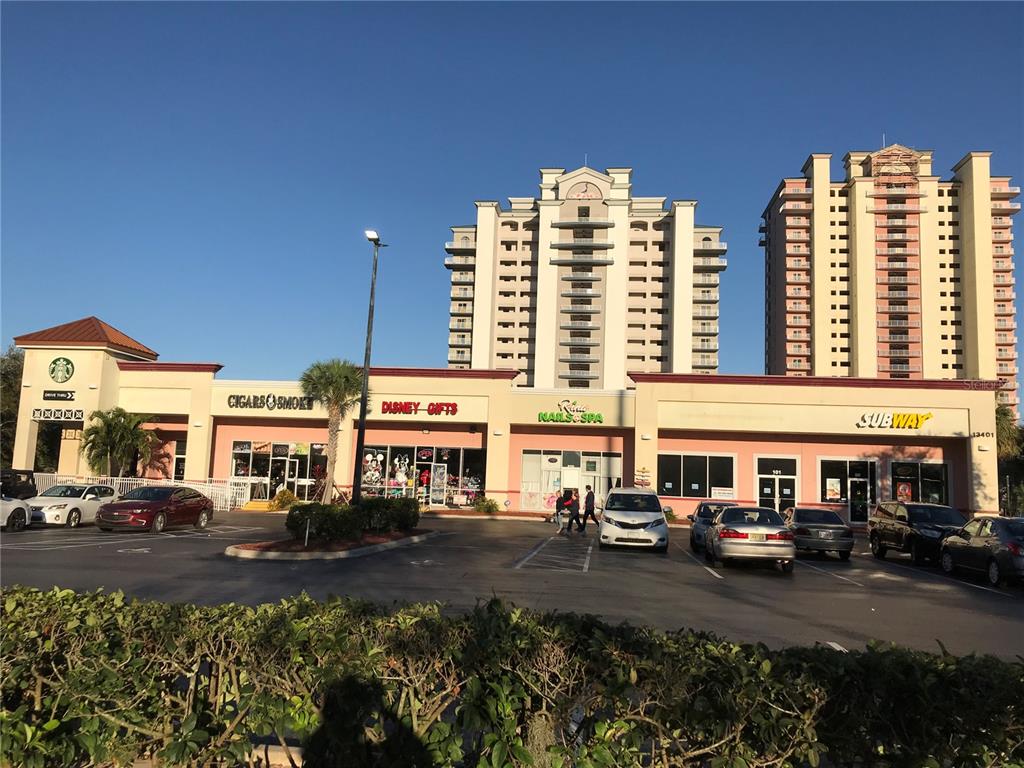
[1,469,37,500]
[868,500,967,565]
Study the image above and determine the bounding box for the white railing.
[32,473,249,512]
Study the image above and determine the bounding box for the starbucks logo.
[48,357,74,384]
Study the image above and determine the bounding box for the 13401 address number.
[971,431,994,438]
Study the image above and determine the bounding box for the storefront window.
[891,462,948,505]
[173,438,187,481]
[657,453,734,499]
[521,450,622,510]
[359,445,484,506]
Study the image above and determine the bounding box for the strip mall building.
[11,318,1002,522]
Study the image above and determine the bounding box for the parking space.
[1,515,1020,658]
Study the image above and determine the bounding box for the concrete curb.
[224,531,442,561]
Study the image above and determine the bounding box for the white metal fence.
[32,473,249,513]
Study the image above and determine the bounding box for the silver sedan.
[705,506,796,574]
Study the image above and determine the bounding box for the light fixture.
[978,445,990,452]
[88,384,98,390]
[422,429,431,435]
[22,383,30,388]
[640,433,652,441]
[492,429,504,437]
[364,229,380,244]
[192,422,203,428]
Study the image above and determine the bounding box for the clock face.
[568,182,601,200]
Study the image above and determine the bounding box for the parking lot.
[2,511,1021,658]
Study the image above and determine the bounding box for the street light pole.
[352,230,385,504]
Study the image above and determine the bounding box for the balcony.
[788,360,810,370]
[787,258,811,269]
[998,366,1020,377]
[561,288,601,298]
[451,273,474,285]
[879,363,922,373]
[786,245,811,256]
[786,287,809,297]
[868,204,927,214]
[876,247,920,256]
[877,303,920,315]
[876,274,920,285]
[448,350,469,363]
[451,288,474,299]
[786,272,811,284]
[781,202,812,214]
[444,255,476,269]
[551,239,614,250]
[993,232,1014,241]
[448,334,472,347]
[694,255,727,271]
[995,291,1017,302]
[781,187,813,197]
[693,341,719,352]
[559,338,599,347]
[877,290,921,300]
[445,240,476,253]
[693,307,720,319]
[694,275,719,287]
[694,292,719,304]
[992,217,1012,229]
[788,317,811,326]
[997,346,1017,360]
[994,259,1014,271]
[876,259,913,271]
[786,329,809,341]
[786,345,811,356]
[559,354,599,363]
[877,218,911,228]
[560,321,600,330]
[992,201,1022,214]
[786,231,811,242]
[867,187,927,198]
[695,240,728,253]
[879,334,921,344]
[878,318,922,328]
[878,232,916,242]
[996,319,1018,330]
[558,371,599,381]
[552,217,613,228]
[561,271,601,282]
[788,301,810,311]
[693,323,719,335]
[991,186,1021,198]
[449,302,473,316]
[996,303,1016,315]
[693,357,718,369]
[550,254,615,266]
[449,319,472,331]
[560,305,600,315]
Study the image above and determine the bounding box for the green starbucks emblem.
[48,357,74,384]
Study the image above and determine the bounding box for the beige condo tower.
[760,144,1019,412]
[444,166,728,389]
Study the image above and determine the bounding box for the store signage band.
[227,394,314,412]
[538,399,604,424]
[380,401,459,416]
[856,411,933,429]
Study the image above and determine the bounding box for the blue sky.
[3,2,1022,380]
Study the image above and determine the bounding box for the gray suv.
[688,500,738,552]
[868,500,966,565]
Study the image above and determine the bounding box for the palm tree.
[996,404,1021,462]
[299,359,364,503]
[80,408,157,477]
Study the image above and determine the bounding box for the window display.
[891,462,948,505]
[360,445,486,507]
[231,440,327,501]
[520,450,622,510]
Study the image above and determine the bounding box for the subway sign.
[856,412,933,429]
[538,399,604,424]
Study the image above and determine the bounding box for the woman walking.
[565,488,583,534]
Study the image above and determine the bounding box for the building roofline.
[370,367,521,380]
[952,151,994,173]
[118,362,224,373]
[627,372,1004,391]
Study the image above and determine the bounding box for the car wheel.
[598,542,608,550]
[940,550,956,575]
[653,545,668,555]
[195,510,210,530]
[8,509,27,532]
[779,560,794,575]
[870,534,887,559]
[704,543,715,563]
[151,512,167,533]
[66,509,81,529]
[911,540,926,566]
[838,550,851,562]
[987,559,1004,588]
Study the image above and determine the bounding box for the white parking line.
[514,536,555,569]
[678,546,724,580]
[582,540,595,573]
[853,553,1016,599]
[1,526,268,551]
[795,559,865,587]
[826,641,849,653]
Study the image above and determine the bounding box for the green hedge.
[285,497,420,541]
[1,588,1021,767]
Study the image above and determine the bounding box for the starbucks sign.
[48,357,74,384]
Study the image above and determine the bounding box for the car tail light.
[794,527,811,536]
[718,528,748,539]
[1008,541,1023,557]
[767,531,794,541]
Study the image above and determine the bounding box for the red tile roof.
[13,317,158,360]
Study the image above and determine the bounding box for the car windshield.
[720,507,785,526]
[40,485,87,498]
[907,505,966,526]
[1003,520,1024,537]
[120,487,175,502]
[794,509,844,525]
[698,502,735,519]
[605,494,662,513]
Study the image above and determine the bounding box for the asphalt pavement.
[2,511,1022,658]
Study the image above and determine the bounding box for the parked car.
[1,497,29,532]
[687,500,739,552]
[787,506,855,560]
[868,501,967,565]
[598,487,670,552]
[940,515,1024,587]
[705,506,796,573]
[97,486,213,533]
[0,469,36,500]
[26,484,117,528]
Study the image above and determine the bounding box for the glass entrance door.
[849,479,870,523]
[756,457,798,512]
[758,477,777,510]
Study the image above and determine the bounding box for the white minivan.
[598,487,671,553]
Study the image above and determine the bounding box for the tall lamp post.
[352,229,386,504]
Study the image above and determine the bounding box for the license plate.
[818,531,834,540]
[749,533,766,542]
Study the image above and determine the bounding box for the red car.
[97,486,213,533]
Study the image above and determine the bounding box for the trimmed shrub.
[285,498,420,541]
[357,496,395,533]
[472,496,501,514]
[2,588,1022,768]
[383,496,420,531]
[268,488,299,511]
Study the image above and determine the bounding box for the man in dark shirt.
[580,485,598,533]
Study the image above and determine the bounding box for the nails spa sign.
[537,400,604,424]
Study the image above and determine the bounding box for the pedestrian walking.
[565,488,583,534]
[553,490,569,535]
[580,485,598,533]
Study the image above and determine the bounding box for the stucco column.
[471,203,499,368]
[807,155,832,375]
[11,412,38,470]
[602,199,631,388]
[632,382,659,490]
[334,414,355,492]
[955,153,997,381]
[484,420,511,508]
[534,201,560,388]
[917,176,943,377]
[184,378,214,481]
[847,177,878,377]
[670,202,695,373]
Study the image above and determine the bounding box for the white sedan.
[27,484,118,528]
[1,497,30,532]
